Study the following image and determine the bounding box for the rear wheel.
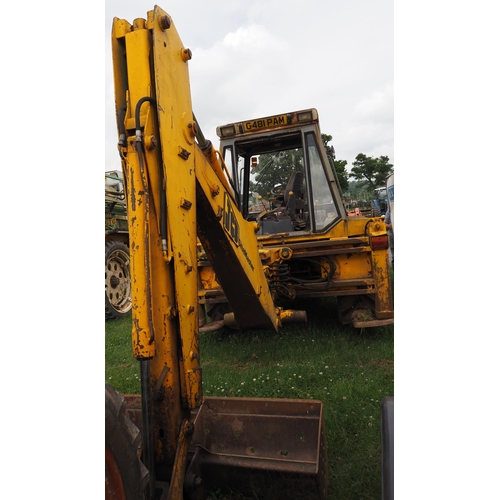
[105,384,149,499]
[337,295,375,325]
[206,303,232,322]
[105,241,132,320]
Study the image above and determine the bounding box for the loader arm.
[111,6,286,498]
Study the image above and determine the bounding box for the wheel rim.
[105,445,126,500]
[105,249,132,314]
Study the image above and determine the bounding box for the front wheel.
[105,385,149,499]
[105,240,132,320]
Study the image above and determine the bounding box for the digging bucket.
[124,395,328,499]
[186,396,328,500]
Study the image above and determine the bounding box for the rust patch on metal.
[187,396,328,499]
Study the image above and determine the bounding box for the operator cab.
[217,109,344,236]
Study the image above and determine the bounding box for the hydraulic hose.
[287,257,336,290]
[117,107,127,161]
[134,97,158,500]
[135,97,156,143]
[140,360,155,500]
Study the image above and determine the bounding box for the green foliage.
[332,158,349,193]
[247,133,350,200]
[346,180,376,207]
[322,134,349,193]
[349,154,393,191]
[249,149,303,199]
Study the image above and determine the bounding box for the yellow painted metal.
[150,6,202,412]
[193,144,280,331]
[199,140,236,204]
[112,8,197,481]
[210,113,393,325]
[111,6,287,488]
[368,232,393,320]
[206,202,393,321]
[166,419,193,499]
[112,17,156,360]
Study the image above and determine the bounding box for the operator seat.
[284,171,304,215]
[284,171,306,230]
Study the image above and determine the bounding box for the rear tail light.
[371,235,389,249]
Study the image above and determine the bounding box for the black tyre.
[380,396,394,500]
[371,201,381,217]
[105,241,132,320]
[337,295,375,325]
[105,384,149,499]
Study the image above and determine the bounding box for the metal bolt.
[180,198,193,210]
[187,121,199,138]
[281,248,290,259]
[160,15,171,30]
[211,184,220,197]
[188,121,199,135]
[181,48,192,61]
[146,135,157,151]
[185,422,194,437]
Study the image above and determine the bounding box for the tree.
[349,154,393,191]
[248,133,349,199]
[322,134,349,193]
[249,149,303,198]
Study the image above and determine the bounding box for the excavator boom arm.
[111,5,281,488]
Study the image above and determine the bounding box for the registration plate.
[242,113,288,132]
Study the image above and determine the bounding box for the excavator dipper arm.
[111,6,286,498]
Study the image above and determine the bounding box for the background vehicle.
[371,186,388,217]
[106,6,393,499]
[105,171,132,320]
[386,173,394,231]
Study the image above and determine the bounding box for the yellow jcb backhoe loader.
[198,109,394,330]
[106,6,393,499]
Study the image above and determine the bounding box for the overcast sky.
[105,0,393,175]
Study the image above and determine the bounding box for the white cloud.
[222,24,289,53]
[354,83,394,124]
[105,0,394,172]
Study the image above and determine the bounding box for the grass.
[106,297,393,500]
[105,317,141,393]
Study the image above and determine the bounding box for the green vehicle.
[105,171,131,320]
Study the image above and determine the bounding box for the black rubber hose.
[135,97,156,140]
[117,107,127,146]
